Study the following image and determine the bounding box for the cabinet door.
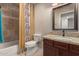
[69,51,79,56]
[43,39,59,56]
[58,48,69,56]
[44,45,59,56]
[69,44,79,56]
[51,47,59,56]
[43,40,50,56]
[43,45,49,56]
[43,45,51,56]
[43,39,54,56]
[46,46,53,56]
[54,41,69,56]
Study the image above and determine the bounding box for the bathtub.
[0,40,18,49]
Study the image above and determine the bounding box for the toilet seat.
[25,40,37,48]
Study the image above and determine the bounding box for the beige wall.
[34,4,52,35]
[78,4,79,31]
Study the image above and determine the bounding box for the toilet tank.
[34,34,42,41]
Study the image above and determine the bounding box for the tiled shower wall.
[0,4,19,42]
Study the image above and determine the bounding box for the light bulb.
[52,3,58,6]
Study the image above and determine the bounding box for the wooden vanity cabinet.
[43,39,79,56]
[43,39,69,56]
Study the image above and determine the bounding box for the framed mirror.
[53,3,78,30]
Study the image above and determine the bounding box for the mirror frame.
[52,3,78,30]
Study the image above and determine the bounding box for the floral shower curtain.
[2,4,19,42]
[0,4,19,43]
[25,4,30,42]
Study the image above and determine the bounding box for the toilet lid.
[25,40,37,46]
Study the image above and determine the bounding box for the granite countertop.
[43,35,79,45]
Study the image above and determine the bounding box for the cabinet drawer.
[70,44,79,53]
[54,41,68,50]
[44,39,53,46]
[69,51,79,56]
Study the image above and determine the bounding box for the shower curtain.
[0,9,4,43]
[25,4,30,42]
[2,4,19,42]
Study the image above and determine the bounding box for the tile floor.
[0,44,43,56]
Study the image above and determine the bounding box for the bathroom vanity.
[43,35,79,56]
[44,3,79,56]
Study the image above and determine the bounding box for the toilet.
[25,34,42,48]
